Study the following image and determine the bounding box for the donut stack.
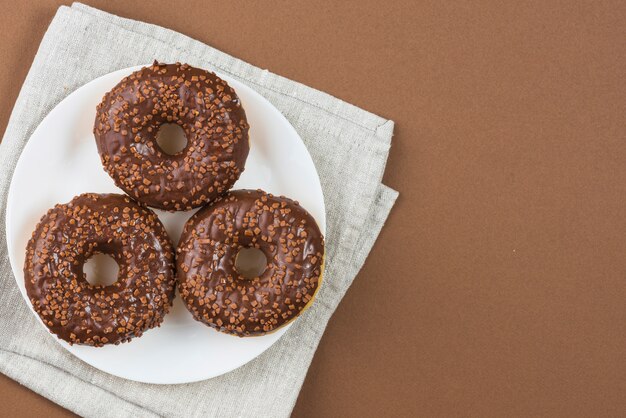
[23,62,324,347]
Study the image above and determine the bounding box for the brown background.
[1,1,625,417]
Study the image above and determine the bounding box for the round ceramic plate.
[5,65,325,384]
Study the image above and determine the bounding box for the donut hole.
[234,247,268,280]
[83,253,119,287]
[156,123,188,155]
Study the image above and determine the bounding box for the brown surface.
[0,1,624,417]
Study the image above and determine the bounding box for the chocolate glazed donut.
[177,190,325,336]
[24,193,176,347]
[94,62,249,211]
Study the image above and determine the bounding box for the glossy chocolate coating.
[24,193,176,347]
[94,62,249,211]
[177,189,325,336]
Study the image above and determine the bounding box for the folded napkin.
[0,3,397,417]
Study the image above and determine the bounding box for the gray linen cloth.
[0,3,398,417]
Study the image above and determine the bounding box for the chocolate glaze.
[177,189,325,336]
[24,193,176,347]
[94,62,249,211]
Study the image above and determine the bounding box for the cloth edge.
[284,183,398,412]
[71,2,394,137]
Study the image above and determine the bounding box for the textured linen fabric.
[0,3,398,417]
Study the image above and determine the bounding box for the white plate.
[5,66,325,384]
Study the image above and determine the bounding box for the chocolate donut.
[24,193,176,346]
[94,62,250,211]
[176,189,325,336]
